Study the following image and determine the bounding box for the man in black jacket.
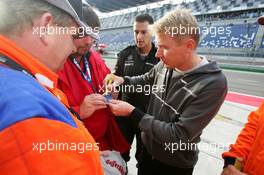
[114,14,159,163]
[106,9,227,175]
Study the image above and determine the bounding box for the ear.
[37,12,54,46]
[148,24,154,36]
[185,38,196,50]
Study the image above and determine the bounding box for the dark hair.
[83,5,101,28]
[135,14,154,24]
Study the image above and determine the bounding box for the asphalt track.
[223,70,264,97]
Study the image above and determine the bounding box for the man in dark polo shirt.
[113,14,159,163]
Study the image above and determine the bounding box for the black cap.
[43,0,99,40]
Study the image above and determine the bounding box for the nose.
[71,36,77,53]
[155,47,163,59]
[84,36,93,44]
[137,32,144,41]
[72,42,77,53]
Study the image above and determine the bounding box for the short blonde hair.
[153,9,200,46]
[0,0,74,36]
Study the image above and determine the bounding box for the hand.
[110,91,119,100]
[108,99,135,116]
[104,74,124,93]
[221,165,247,175]
[80,94,107,119]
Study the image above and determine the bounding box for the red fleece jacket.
[58,50,130,153]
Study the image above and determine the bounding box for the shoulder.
[209,62,227,88]
[89,50,110,73]
[89,49,107,65]
[199,61,227,88]
[58,59,75,77]
[117,45,136,58]
[0,66,76,131]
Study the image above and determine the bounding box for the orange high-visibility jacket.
[222,102,264,174]
[0,35,103,175]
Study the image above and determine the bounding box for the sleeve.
[222,103,263,161]
[130,82,227,145]
[123,62,160,87]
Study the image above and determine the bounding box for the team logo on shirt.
[127,55,133,61]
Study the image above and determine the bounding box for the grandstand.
[87,0,264,60]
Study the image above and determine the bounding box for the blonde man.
[105,9,227,175]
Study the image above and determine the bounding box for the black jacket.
[126,60,227,168]
[114,43,159,112]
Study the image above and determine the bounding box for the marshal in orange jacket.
[222,102,264,174]
[0,35,103,175]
